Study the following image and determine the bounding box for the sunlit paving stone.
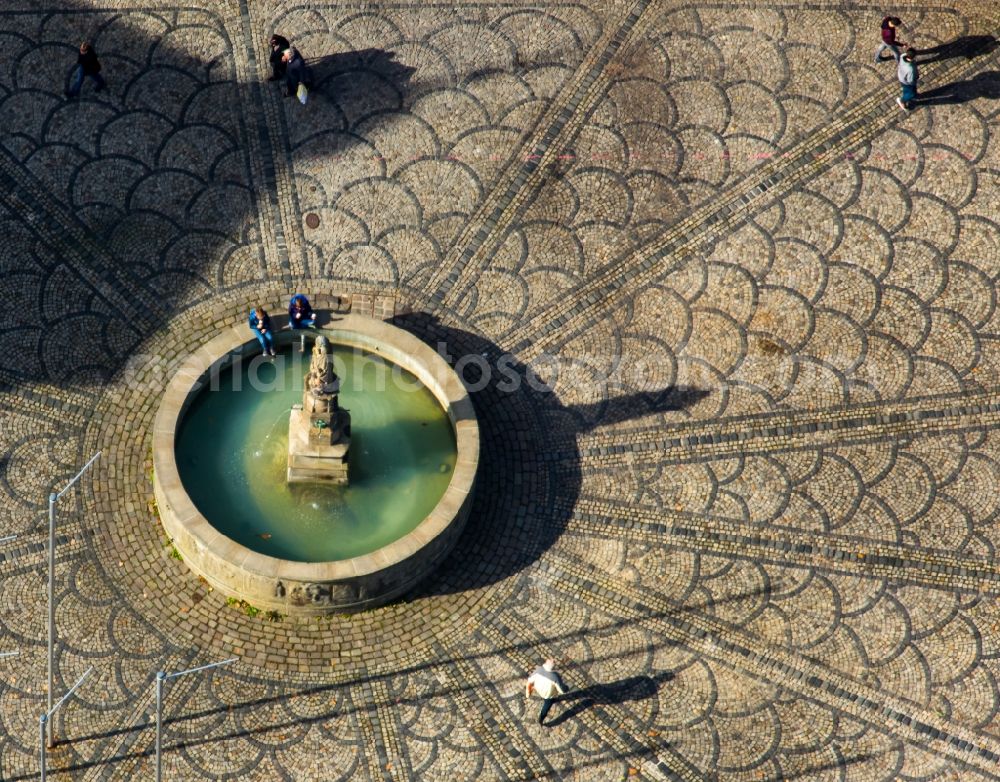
[0,0,998,779]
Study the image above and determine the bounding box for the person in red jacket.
[874,17,909,63]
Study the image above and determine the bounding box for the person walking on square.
[874,16,909,63]
[268,34,289,81]
[249,304,276,356]
[283,48,309,99]
[897,51,919,111]
[288,294,315,329]
[66,41,106,97]
[525,659,568,727]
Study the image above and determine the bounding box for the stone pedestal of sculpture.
[287,336,351,484]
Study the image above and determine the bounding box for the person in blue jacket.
[288,294,315,329]
[249,304,276,356]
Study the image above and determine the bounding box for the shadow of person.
[299,48,417,112]
[389,313,709,596]
[914,70,1000,106]
[546,671,675,727]
[913,35,997,64]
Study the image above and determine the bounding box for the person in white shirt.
[525,659,568,726]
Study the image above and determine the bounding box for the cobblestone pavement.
[1,0,999,779]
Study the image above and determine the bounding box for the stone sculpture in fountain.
[287,336,351,484]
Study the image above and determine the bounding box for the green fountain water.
[175,344,457,562]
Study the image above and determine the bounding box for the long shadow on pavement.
[913,34,997,64]
[389,313,709,596]
[545,671,675,727]
[914,70,1000,106]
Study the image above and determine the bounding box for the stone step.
[288,453,349,470]
[289,436,350,458]
[287,466,349,484]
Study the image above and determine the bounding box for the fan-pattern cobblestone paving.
[1,0,999,779]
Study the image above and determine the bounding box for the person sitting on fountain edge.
[249,304,276,357]
[288,293,316,329]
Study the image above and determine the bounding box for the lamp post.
[39,666,92,781]
[154,658,237,782]
[46,451,100,747]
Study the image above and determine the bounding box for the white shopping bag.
[297,83,309,105]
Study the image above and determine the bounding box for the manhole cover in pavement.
[305,213,320,229]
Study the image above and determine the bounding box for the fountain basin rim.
[152,313,478,613]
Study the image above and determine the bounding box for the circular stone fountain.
[152,313,478,614]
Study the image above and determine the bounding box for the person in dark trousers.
[66,41,106,97]
[525,659,568,727]
[268,34,289,81]
[249,305,276,356]
[283,48,309,98]
[874,16,909,63]
[897,51,919,111]
[288,294,315,329]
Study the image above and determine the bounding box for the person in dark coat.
[268,34,289,81]
[66,41,106,97]
[282,48,309,97]
[288,294,315,329]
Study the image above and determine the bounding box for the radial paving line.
[347,676,414,782]
[478,617,699,782]
[425,0,653,308]
[0,378,91,428]
[565,499,1000,595]
[600,394,1000,467]
[506,50,995,361]
[429,640,559,782]
[234,0,301,282]
[551,390,1000,467]
[344,687,389,782]
[0,527,89,578]
[537,552,1000,779]
[78,649,197,782]
[0,150,166,331]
